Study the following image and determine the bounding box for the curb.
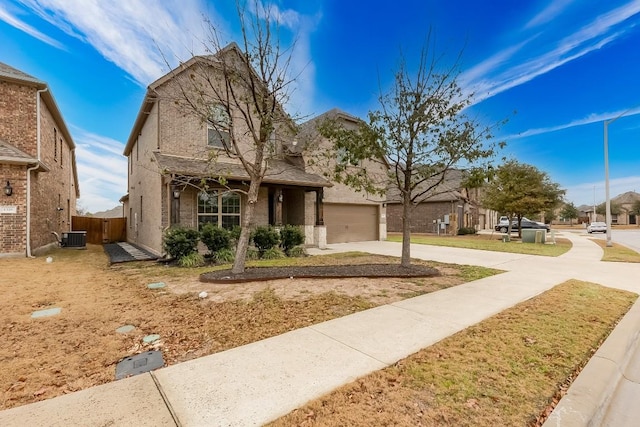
[543,298,640,426]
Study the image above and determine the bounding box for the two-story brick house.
[122,44,384,256]
[0,62,79,256]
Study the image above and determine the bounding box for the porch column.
[315,188,324,226]
[170,183,180,225]
[274,188,283,226]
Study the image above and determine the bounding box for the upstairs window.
[336,147,361,166]
[54,128,58,161]
[207,104,231,149]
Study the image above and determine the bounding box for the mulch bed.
[200,263,440,283]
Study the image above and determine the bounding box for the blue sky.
[1,0,639,212]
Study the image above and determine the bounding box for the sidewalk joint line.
[150,372,182,427]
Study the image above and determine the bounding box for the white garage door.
[325,203,378,244]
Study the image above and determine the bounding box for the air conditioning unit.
[62,231,87,248]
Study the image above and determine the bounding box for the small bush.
[163,226,199,259]
[457,227,477,235]
[178,252,205,268]
[230,226,242,247]
[214,248,235,264]
[279,225,305,255]
[287,246,306,258]
[261,247,285,259]
[251,226,280,253]
[200,223,232,254]
[245,247,260,260]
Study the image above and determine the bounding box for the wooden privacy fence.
[72,216,126,244]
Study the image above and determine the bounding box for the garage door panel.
[325,204,378,244]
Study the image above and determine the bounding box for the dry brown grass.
[590,239,640,262]
[270,280,636,427]
[0,245,497,410]
[386,232,572,256]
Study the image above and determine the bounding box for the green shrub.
[279,225,305,255]
[261,247,285,259]
[287,245,306,258]
[200,223,232,254]
[457,227,477,235]
[251,226,280,253]
[245,247,260,260]
[178,252,205,267]
[163,226,200,259]
[214,248,235,263]
[230,226,242,246]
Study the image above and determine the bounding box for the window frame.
[207,104,232,150]
[197,190,241,230]
[336,147,362,167]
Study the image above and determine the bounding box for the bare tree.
[318,37,504,267]
[164,0,300,273]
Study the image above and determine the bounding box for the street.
[567,228,640,253]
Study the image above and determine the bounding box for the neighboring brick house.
[0,62,79,256]
[298,108,387,244]
[122,44,383,256]
[609,191,640,225]
[385,169,497,234]
[570,192,640,226]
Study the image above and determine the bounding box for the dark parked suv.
[495,217,550,233]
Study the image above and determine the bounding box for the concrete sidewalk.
[1,231,639,426]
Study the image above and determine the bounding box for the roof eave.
[123,92,156,155]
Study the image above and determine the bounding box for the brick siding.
[0,77,77,255]
[387,201,454,233]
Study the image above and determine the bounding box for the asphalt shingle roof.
[0,138,37,163]
[0,61,44,85]
[154,153,332,188]
[386,169,466,203]
[612,191,640,205]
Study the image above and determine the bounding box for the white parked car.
[587,222,607,233]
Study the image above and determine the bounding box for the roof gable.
[0,61,44,86]
[124,42,276,156]
[612,191,640,205]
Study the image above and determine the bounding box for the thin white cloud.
[525,0,575,29]
[0,3,64,49]
[566,176,640,206]
[14,1,319,115]
[504,109,640,140]
[248,1,300,29]
[73,128,127,212]
[238,2,321,117]
[282,14,322,118]
[17,0,215,85]
[463,1,640,103]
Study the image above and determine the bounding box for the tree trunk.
[231,178,261,274]
[401,193,412,268]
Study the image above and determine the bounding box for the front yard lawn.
[271,280,637,426]
[386,232,571,256]
[0,245,498,410]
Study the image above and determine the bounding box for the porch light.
[4,181,12,196]
[173,188,181,199]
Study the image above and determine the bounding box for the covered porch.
[154,153,332,248]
